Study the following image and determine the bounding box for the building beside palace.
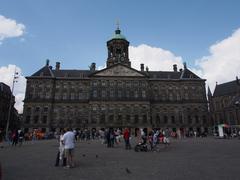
[208,77,240,128]
[23,27,209,134]
[0,82,20,131]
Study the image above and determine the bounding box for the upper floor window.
[42,116,47,124]
[134,91,138,98]
[118,90,122,98]
[34,115,39,124]
[188,116,192,124]
[93,90,97,98]
[134,115,139,123]
[102,90,106,98]
[43,107,48,113]
[195,115,199,123]
[25,116,30,124]
[35,107,40,112]
[164,116,168,124]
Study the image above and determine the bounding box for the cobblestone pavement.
[1,137,240,180]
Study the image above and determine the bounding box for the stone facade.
[0,82,19,131]
[23,28,209,133]
[208,78,240,127]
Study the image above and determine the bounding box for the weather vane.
[116,19,120,30]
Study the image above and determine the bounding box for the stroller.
[134,136,148,152]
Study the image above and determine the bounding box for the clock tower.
[106,26,131,67]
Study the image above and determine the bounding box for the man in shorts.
[62,128,75,168]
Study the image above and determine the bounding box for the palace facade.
[23,27,209,134]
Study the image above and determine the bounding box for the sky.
[0,0,240,113]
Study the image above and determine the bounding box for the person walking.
[62,128,75,168]
[0,129,3,148]
[12,130,19,146]
[55,130,66,167]
[123,128,131,150]
[18,130,24,146]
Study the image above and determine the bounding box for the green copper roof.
[111,29,127,40]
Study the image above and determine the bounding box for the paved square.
[1,137,240,180]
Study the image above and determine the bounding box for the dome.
[111,29,127,40]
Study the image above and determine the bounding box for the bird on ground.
[125,168,131,174]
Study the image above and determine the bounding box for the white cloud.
[0,15,25,42]
[0,65,26,113]
[129,44,184,71]
[196,28,240,91]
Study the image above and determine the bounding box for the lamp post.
[5,67,19,138]
[235,100,240,125]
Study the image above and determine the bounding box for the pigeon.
[125,168,131,174]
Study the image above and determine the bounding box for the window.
[188,116,192,124]
[164,116,168,124]
[202,116,207,124]
[142,90,146,98]
[195,115,199,123]
[134,115,139,123]
[93,81,97,86]
[71,93,75,100]
[25,116,30,124]
[118,90,122,98]
[63,93,67,100]
[179,115,183,124]
[27,107,31,114]
[35,107,40,112]
[126,91,130,98]
[134,91,138,98]
[109,115,114,123]
[43,107,48,113]
[156,115,160,125]
[102,90,106,98]
[110,90,114,98]
[99,114,105,124]
[42,116,47,124]
[126,115,131,123]
[118,115,122,121]
[93,90,97,98]
[34,116,39,124]
[171,116,175,123]
[143,115,147,123]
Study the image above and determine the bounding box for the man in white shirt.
[62,128,75,168]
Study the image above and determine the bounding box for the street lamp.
[5,67,19,138]
[235,100,240,125]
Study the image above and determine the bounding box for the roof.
[111,29,126,40]
[213,80,240,97]
[28,63,202,80]
[148,71,181,79]
[31,65,54,77]
[52,70,92,78]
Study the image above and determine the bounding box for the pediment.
[93,64,145,77]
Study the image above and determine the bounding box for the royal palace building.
[23,27,209,134]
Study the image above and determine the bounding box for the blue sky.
[1,0,240,112]
[1,0,240,72]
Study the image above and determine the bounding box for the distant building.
[208,77,240,127]
[23,27,209,134]
[0,82,19,131]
